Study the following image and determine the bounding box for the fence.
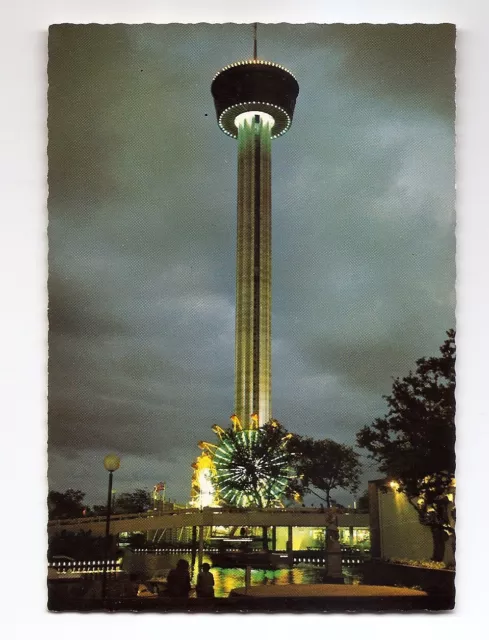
[48,558,121,574]
[130,547,368,565]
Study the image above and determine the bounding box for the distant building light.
[221,537,253,542]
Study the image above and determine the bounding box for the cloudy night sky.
[47,23,455,507]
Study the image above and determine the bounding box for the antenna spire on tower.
[253,22,257,60]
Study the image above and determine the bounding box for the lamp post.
[101,454,120,601]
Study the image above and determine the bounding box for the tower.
[211,29,299,428]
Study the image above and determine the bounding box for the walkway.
[230,584,427,597]
[48,507,369,535]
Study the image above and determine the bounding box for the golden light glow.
[212,424,226,439]
[389,481,400,491]
[103,454,120,472]
[190,452,219,509]
[198,440,217,451]
[197,452,213,469]
[250,413,259,429]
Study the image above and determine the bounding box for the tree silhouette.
[48,489,86,519]
[114,488,152,514]
[293,438,361,508]
[356,329,456,562]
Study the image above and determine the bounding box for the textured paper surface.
[46,22,455,613]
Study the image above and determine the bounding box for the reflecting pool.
[126,552,364,597]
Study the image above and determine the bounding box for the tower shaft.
[211,56,299,430]
[235,112,272,427]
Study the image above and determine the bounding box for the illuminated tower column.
[211,58,299,428]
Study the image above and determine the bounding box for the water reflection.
[127,552,363,598]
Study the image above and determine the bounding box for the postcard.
[47,22,455,613]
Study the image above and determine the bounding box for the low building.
[207,512,370,551]
[368,479,455,565]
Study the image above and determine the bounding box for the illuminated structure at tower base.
[192,419,294,509]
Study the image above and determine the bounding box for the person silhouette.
[196,562,215,598]
[166,559,191,597]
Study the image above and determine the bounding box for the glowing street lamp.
[101,453,120,600]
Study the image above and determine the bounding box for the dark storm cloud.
[48,24,455,504]
[327,24,455,118]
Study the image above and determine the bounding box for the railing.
[48,506,342,528]
[129,547,369,565]
[132,547,221,554]
[48,558,121,574]
[294,550,368,566]
[48,511,183,527]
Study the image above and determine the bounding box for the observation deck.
[211,60,300,139]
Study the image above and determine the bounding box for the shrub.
[389,557,450,570]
